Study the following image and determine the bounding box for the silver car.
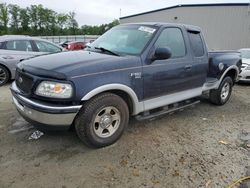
[0,35,63,86]
[238,48,250,82]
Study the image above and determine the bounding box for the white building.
[120,3,250,50]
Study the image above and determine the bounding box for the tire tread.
[75,92,129,148]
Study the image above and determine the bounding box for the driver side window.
[155,28,186,58]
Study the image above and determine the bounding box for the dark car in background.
[0,35,63,86]
[59,41,70,49]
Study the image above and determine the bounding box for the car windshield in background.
[240,49,250,59]
[87,25,157,56]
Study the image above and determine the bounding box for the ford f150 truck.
[11,23,242,147]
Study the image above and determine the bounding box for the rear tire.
[75,93,129,148]
[209,76,233,105]
[0,65,10,86]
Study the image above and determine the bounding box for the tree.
[28,5,39,34]
[0,3,9,34]
[19,8,30,34]
[37,4,46,33]
[47,10,57,35]
[8,4,21,34]
[56,13,69,34]
[68,11,78,35]
[0,3,120,36]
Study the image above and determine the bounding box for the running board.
[135,99,200,121]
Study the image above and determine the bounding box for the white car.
[238,48,250,82]
[0,35,63,86]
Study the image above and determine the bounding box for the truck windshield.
[240,49,250,59]
[87,25,157,56]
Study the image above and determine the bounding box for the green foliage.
[0,3,9,34]
[0,3,120,36]
[19,8,30,34]
[8,4,20,33]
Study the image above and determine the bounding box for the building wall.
[120,6,250,50]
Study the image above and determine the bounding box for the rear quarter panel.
[208,51,241,79]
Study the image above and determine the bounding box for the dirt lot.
[0,83,249,188]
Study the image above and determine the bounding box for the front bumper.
[239,69,250,82]
[11,82,82,130]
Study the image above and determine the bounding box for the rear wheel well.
[0,63,11,80]
[224,69,237,83]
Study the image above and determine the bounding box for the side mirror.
[152,47,172,61]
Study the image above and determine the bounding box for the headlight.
[35,81,73,99]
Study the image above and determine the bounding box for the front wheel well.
[81,90,134,115]
[102,90,133,115]
[0,63,11,81]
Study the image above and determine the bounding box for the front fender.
[81,84,144,115]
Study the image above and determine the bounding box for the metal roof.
[120,3,250,19]
[0,35,62,48]
[0,35,50,42]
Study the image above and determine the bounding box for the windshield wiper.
[94,47,120,56]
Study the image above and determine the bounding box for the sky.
[2,0,250,25]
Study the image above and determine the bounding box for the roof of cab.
[120,22,201,33]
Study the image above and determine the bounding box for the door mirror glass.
[152,47,172,61]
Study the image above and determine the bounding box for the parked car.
[238,48,250,82]
[59,41,70,48]
[0,35,63,86]
[61,41,87,51]
[11,23,241,148]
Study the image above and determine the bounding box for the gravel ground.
[0,83,249,188]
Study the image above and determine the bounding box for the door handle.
[184,65,192,70]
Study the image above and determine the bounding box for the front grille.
[246,76,250,79]
[16,71,34,94]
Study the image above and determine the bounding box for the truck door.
[143,27,201,110]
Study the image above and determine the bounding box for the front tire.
[209,76,233,105]
[75,93,129,148]
[0,65,10,86]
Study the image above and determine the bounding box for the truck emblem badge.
[130,72,142,79]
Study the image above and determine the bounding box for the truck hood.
[20,51,139,79]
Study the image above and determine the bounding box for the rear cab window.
[188,31,205,57]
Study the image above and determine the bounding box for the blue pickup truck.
[11,23,242,147]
